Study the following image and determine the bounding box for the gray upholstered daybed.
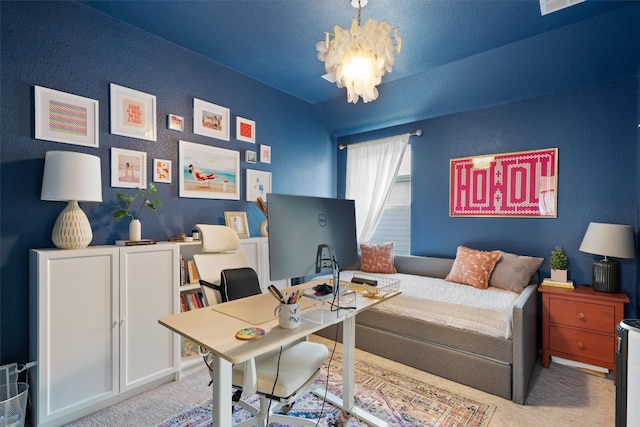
[316,252,540,405]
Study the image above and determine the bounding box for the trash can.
[1,363,28,427]
[0,382,28,427]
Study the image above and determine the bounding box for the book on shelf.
[115,239,157,246]
[182,290,205,311]
[541,279,574,289]
[180,294,189,312]
[186,259,200,284]
[180,256,186,286]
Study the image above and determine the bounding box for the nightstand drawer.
[549,298,615,333]
[549,325,616,364]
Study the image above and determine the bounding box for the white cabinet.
[29,244,179,427]
[119,245,179,392]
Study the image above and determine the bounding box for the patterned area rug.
[158,351,495,427]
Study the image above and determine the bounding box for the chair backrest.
[193,224,252,305]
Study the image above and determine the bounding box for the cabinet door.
[30,248,119,426]
[259,237,287,289]
[119,245,178,392]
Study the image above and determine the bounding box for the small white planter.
[550,269,568,283]
[129,219,142,242]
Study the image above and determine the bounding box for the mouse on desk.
[313,283,333,296]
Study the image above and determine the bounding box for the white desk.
[158,280,399,426]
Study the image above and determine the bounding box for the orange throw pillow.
[359,242,397,274]
[445,246,501,289]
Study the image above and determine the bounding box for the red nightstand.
[539,285,629,372]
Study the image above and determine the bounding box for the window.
[367,144,411,255]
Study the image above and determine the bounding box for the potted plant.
[550,246,569,282]
[111,183,162,241]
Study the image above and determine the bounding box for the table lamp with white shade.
[41,151,102,249]
[579,222,635,293]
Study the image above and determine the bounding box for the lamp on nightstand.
[41,151,102,249]
[579,222,635,293]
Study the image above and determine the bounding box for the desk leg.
[342,315,356,410]
[313,316,388,427]
[211,355,233,427]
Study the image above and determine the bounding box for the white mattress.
[338,270,519,339]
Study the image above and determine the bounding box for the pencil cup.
[274,303,300,329]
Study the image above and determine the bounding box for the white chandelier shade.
[317,1,401,104]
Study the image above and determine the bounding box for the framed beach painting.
[111,147,147,189]
[110,84,157,141]
[34,86,99,148]
[178,140,240,200]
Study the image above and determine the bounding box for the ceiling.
[81,0,640,137]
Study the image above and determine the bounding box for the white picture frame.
[167,114,184,132]
[34,86,99,148]
[178,140,240,200]
[260,144,271,163]
[236,116,256,143]
[153,158,172,184]
[110,83,157,141]
[245,150,257,164]
[246,169,272,202]
[193,98,230,141]
[111,147,147,189]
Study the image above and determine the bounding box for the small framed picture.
[34,86,99,148]
[224,211,250,238]
[236,116,255,143]
[245,150,257,164]
[193,98,230,141]
[246,169,272,202]
[111,147,147,189]
[260,144,271,163]
[153,158,172,184]
[110,83,157,141]
[167,114,184,132]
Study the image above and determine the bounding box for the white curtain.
[345,133,410,243]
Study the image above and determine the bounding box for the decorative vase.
[129,219,141,242]
[550,269,568,283]
[260,219,268,237]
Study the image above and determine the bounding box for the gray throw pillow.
[490,251,544,293]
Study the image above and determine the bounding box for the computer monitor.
[267,193,359,286]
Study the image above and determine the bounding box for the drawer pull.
[576,312,585,320]
[576,341,585,349]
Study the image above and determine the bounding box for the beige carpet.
[65,334,615,426]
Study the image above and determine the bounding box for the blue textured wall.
[0,2,334,364]
[2,1,639,367]
[339,78,639,318]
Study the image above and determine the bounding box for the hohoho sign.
[450,148,557,217]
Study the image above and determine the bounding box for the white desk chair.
[194,224,253,305]
[193,224,329,427]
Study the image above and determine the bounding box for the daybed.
[316,250,541,405]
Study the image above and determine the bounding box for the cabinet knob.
[577,340,584,349]
[576,312,585,320]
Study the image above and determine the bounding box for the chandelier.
[316,0,401,104]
